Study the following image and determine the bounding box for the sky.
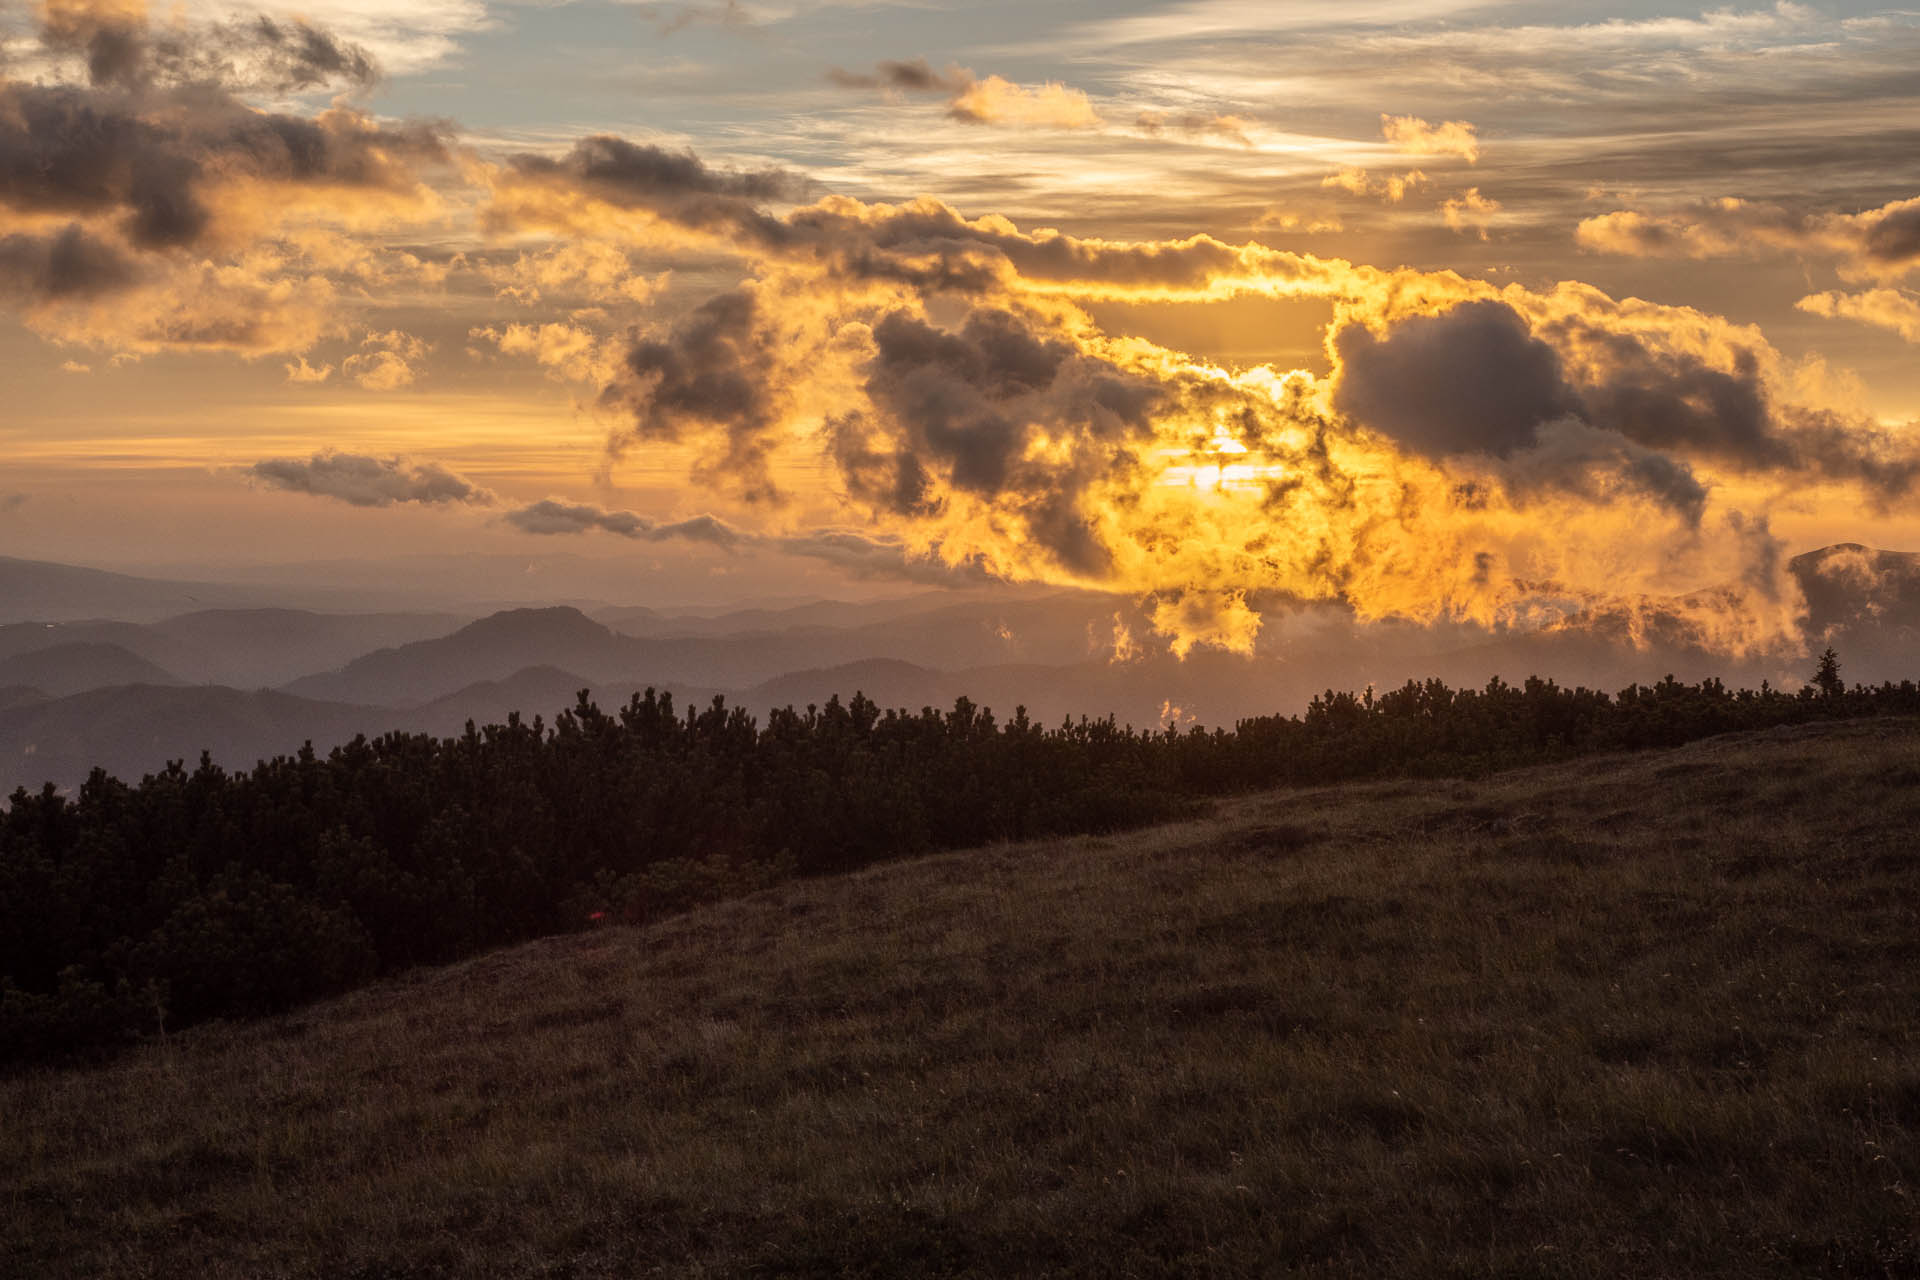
[2,0,1918,645]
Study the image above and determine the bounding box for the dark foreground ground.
[5,718,1919,1277]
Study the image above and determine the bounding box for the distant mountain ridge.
[284,608,652,708]
[0,609,466,691]
[0,643,182,699]
[0,558,269,624]
[4,544,1918,796]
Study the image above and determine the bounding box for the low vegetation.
[3,657,1917,1062]
[5,716,1919,1276]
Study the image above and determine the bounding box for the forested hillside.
[4,656,1917,1064]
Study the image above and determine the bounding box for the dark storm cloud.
[1505,420,1711,527]
[827,58,963,93]
[1774,411,1920,506]
[37,4,379,94]
[249,453,495,507]
[601,287,786,500]
[495,137,809,250]
[0,81,449,253]
[1863,199,1920,271]
[1542,316,1794,471]
[1334,298,1920,506]
[596,291,1166,574]
[507,136,802,205]
[866,308,1077,495]
[1332,301,1578,459]
[1618,450,1710,525]
[0,223,142,300]
[490,139,1296,297]
[0,3,440,311]
[849,306,1163,576]
[785,201,1258,293]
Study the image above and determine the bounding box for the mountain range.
[1,545,1914,795]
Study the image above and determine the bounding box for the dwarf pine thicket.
[3,660,1917,1065]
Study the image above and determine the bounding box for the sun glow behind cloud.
[4,0,1920,649]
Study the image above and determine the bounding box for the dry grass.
[6,718,1920,1277]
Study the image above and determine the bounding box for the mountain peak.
[455,607,612,645]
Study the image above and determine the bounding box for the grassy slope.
[6,720,1920,1278]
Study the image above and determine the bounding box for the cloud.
[1322,167,1428,203]
[1331,295,1920,507]
[342,330,428,390]
[639,1,753,37]
[495,135,804,212]
[478,242,665,308]
[838,305,1163,576]
[1497,419,1711,528]
[1795,289,1920,344]
[1072,0,1490,46]
[17,251,347,355]
[828,60,1103,130]
[0,89,449,252]
[502,499,746,547]
[0,5,455,355]
[1254,208,1342,235]
[1381,114,1479,163]
[36,1,380,95]
[499,498,990,585]
[0,224,141,301]
[1577,196,1920,283]
[471,321,609,383]
[1134,111,1256,146]
[284,356,333,384]
[826,58,965,93]
[770,528,996,585]
[1333,300,1578,459]
[949,75,1103,129]
[476,133,1920,656]
[248,451,494,507]
[484,148,1342,300]
[600,286,791,502]
[484,137,806,251]
[1441,187,1499,238]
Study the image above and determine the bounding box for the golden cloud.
[947,75,1103,129]
[472,140,1920,657]
[10,13,1911,665]
[1322,167,1428,204]
[1381,114,1480,164]
[1577,195,1920,283]
[1441,187,1500,239]
[0,7,457,358]
[471,320,613,384]
[1796,288,1920,343]
[830,59,1104,131]
[343,329,429,390]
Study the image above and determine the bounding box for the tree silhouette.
[1813,647,1844,699]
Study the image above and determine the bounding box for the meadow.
[5,717,1918,1277]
